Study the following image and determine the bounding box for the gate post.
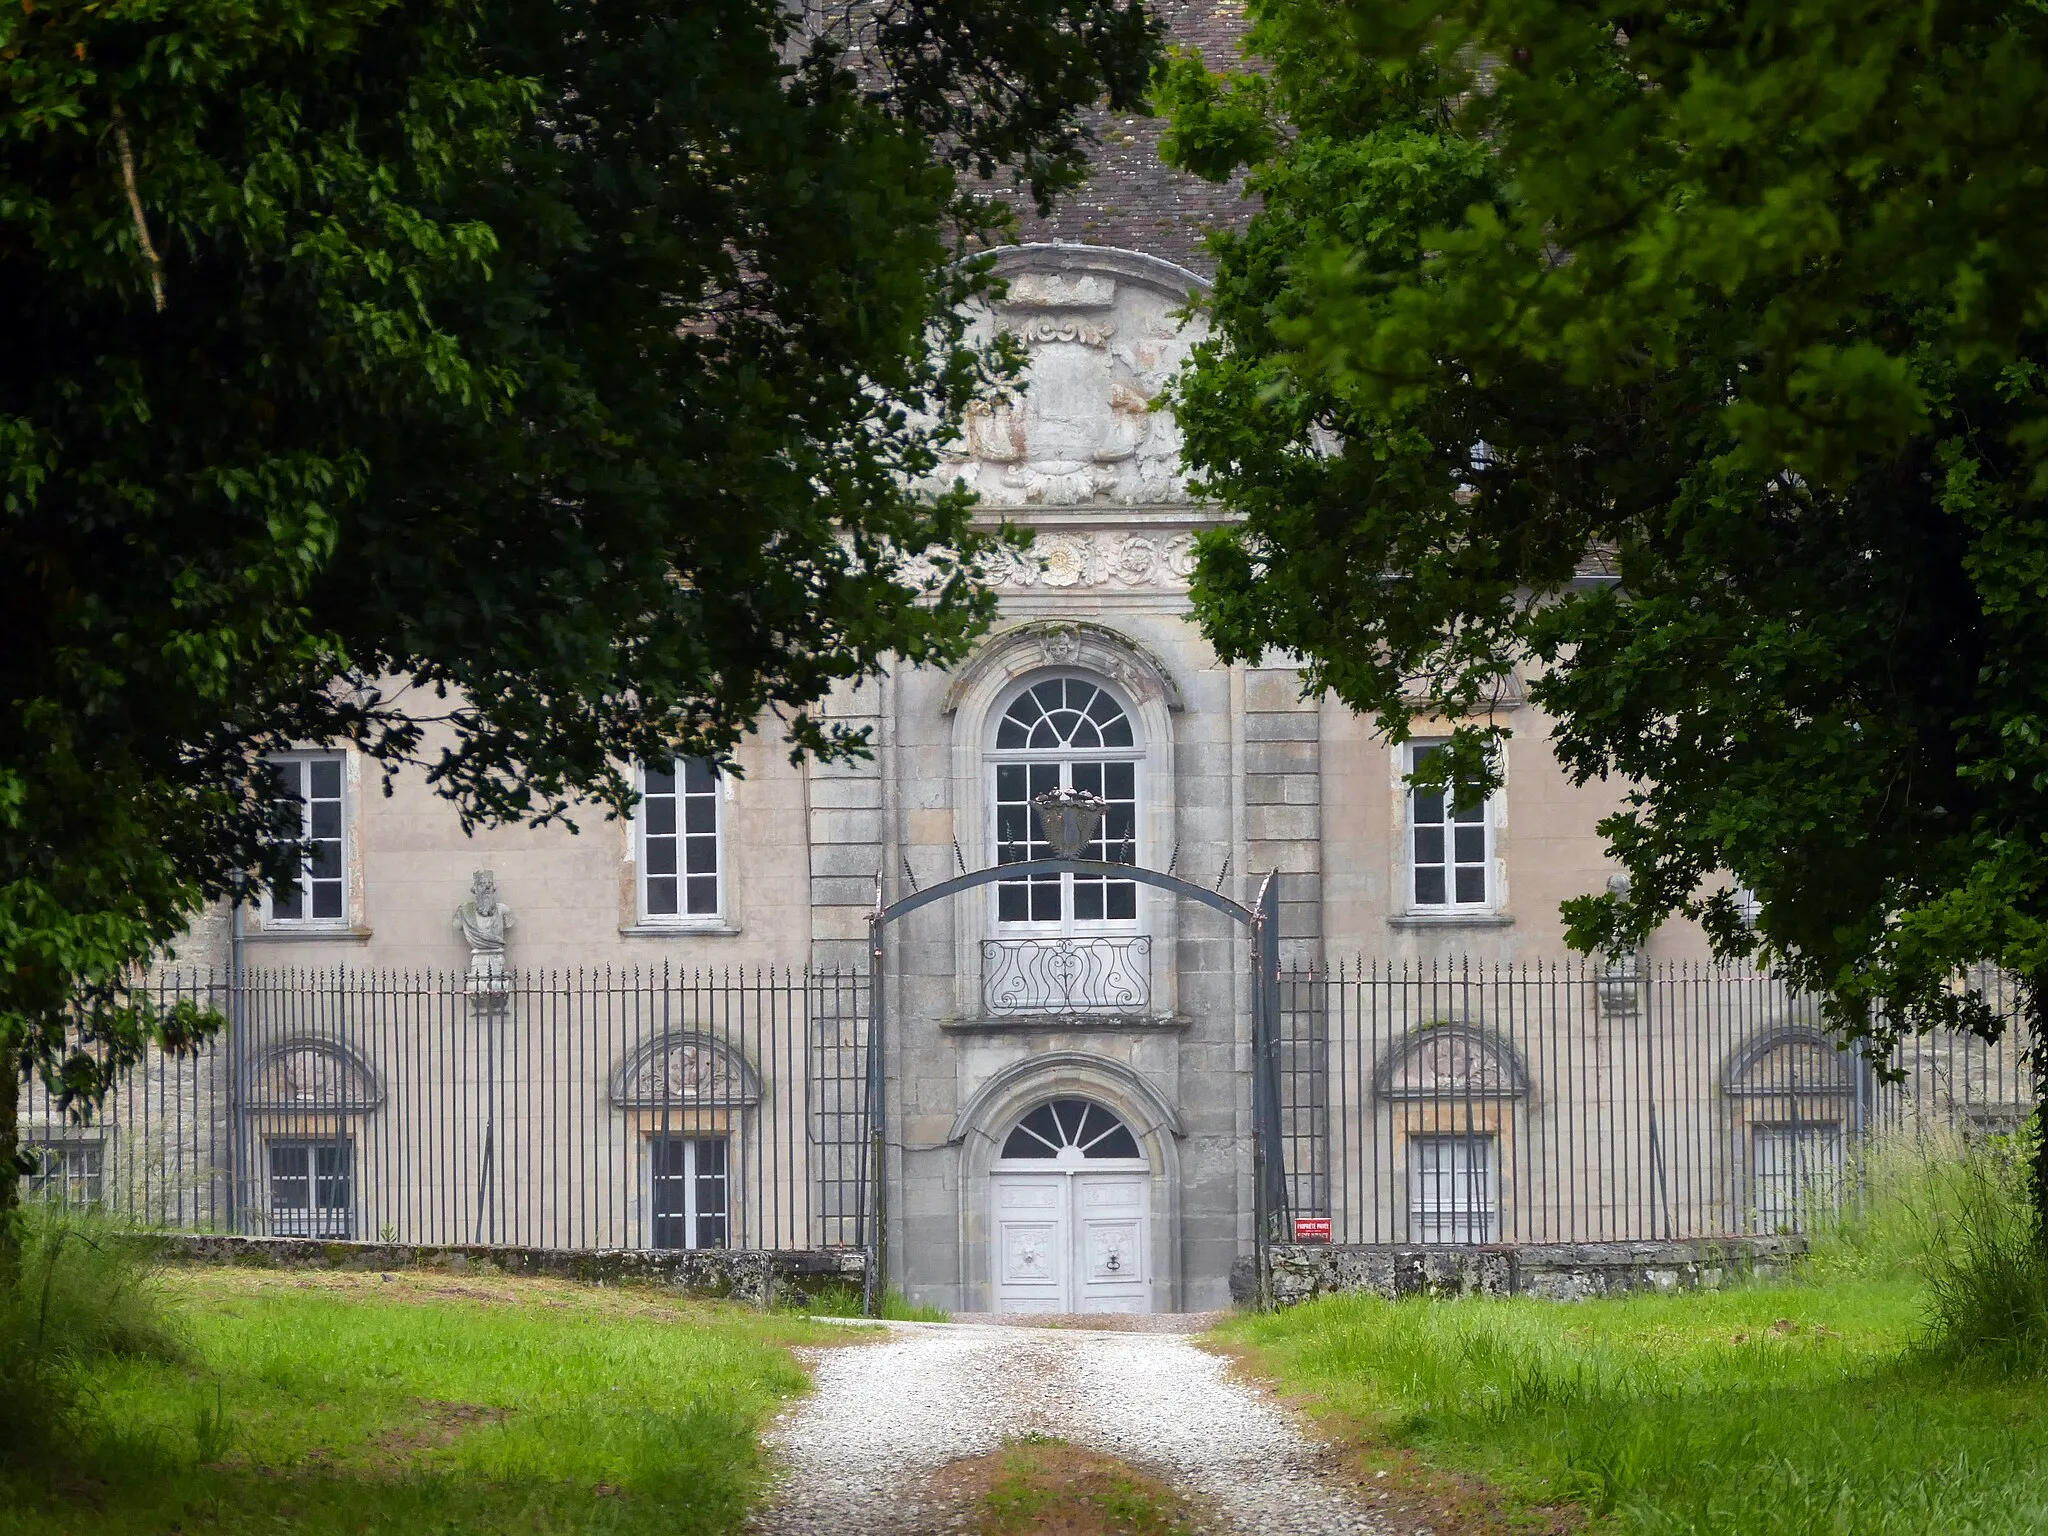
[862,900,887,1318]
[1250,873,1288,1309]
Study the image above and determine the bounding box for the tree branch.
[111,105,165,313]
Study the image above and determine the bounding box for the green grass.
[1218,1276,2048,1534]
[0,1265,858,1536]
[797,1281,950,1322]
[963,1435,1195,1536]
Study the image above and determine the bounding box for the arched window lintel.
[943,621,1184,717]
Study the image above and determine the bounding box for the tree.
[1159,0,2048,1226]
[0,0,1159,1230]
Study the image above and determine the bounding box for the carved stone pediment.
[1375,1024,1529,1102]
[611,1031,762,1110]
[1723,1028,1855,1098]
[247,1039,383,1113]
[928,246,1209,509]
[942,620,1186,713]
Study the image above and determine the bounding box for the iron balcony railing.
[981,935,1153,1018]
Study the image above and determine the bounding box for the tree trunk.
[2030,973,2048,1256]
[0,1033,21,1285]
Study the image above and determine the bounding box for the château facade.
[32,5,2003,1316]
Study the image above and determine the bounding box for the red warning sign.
[1293,1215,1333,1243]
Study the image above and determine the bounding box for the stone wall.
[1239,1236,1807,1306]
[158,1234,867,1309]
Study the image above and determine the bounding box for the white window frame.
[28,1138,104,1209]
[266,1137,353,1238]
[1750,1122,1842,1235]
[645,1134,730,1251]
[263,750,352,929]
[634,759,727,927]
[986,674,1142,938]
[1405,740,1499,913]
[1406,1133,1498,1244]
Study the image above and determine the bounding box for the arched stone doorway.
[989,1096,1151,1314]
[864,831,1285,1317]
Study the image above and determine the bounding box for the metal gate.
[860,794,1285,1312]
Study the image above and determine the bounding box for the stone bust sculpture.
[455,869,513,1002]
[457,868,511,954]
[1597,872,1644,1017]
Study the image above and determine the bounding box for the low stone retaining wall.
[1236,1236,1807,1306]
[158,1234,867,1308]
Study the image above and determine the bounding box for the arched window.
[999,1098,1142,1161]
[991,676,1138,928]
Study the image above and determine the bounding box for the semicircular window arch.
[610,1031,763,1110]
[1722,1026,1857,1099]
[1372,1023,1530,1102]
[999,1097,1142,1161]
[996,677,1136,752]
[246,1039,384,1114]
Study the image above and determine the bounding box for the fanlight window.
[997,679,1134,749]
[992,676,1139,928]
[1000,1098,1141,1161]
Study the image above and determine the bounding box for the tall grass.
[1221,1122,2048,1533]
[0,1205,183,1455]
[1221,1276,2048,1534]
[1917,1130,2048,1368]
[1806,1120,2048,1367]
[798,1281,950,1321]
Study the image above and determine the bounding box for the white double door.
[990,1168,1150,1314]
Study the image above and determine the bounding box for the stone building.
[33,3,2008,1314]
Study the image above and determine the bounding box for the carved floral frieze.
[901,531,1202,593]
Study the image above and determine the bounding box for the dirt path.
[749,1317,1389,1536]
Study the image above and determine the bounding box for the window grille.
[268,1140,353,1237]
[1750,1123,1842,1234]
[28,1141,103,1208]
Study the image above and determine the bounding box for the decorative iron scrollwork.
[981,936,1153,1018]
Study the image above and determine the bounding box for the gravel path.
[750,1318,1389,1536]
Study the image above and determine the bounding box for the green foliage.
[1160,1,2048,1070]
[1,1266,845,1534]
[797,1281,951,1322]
[977,1437,1194,1536]
[1797,1128,2048,1363]
[0,1206,182,1455]
[1916,1133,2048,1368]
[0,0,1161,1199]
[1221,1279,2048,1534]
[1799,1133,1971,1284]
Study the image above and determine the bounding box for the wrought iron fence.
[18,958,2038,1255]
[980,936,1153,1018]
[1277,961,2035,1244]
[16,967,871,1253]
